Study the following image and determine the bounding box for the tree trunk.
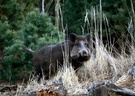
[55,0,60,30]
[42,0,45,14]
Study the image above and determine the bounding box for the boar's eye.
[84,42,89,47]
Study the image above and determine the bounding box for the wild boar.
[25,33,91,79]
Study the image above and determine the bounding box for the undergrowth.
[17,0,135,95]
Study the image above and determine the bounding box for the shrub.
[0,10,64,83]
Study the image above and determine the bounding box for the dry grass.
[18,39,134,95]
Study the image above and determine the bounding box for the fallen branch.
[89,81,135,96]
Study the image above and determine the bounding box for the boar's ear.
[69,33,77,42]
[85,34,91,42]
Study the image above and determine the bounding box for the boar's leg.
[42,61,51,79]
[33,62,43,81]
[34,62,51,80]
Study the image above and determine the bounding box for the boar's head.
[70,33,91,62]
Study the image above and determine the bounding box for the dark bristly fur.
[25,33,91,80]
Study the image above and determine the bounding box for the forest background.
[0,0,135,83]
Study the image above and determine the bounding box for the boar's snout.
[78,49,90,62]
[79,49,89,57]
